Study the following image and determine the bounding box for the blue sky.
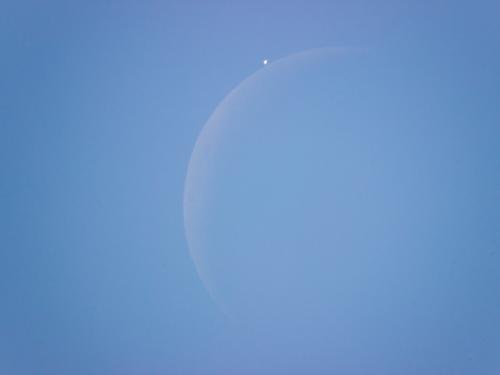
[1,1,499,374]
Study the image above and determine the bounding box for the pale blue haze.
[1,1,499,374]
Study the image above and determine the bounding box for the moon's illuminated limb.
[183,47,356,311]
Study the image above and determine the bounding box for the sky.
[1,1,499,374]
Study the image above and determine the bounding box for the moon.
[183,47,500,373]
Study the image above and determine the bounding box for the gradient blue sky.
[1,1,499,374]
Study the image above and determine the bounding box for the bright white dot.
[262,59,268,65]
